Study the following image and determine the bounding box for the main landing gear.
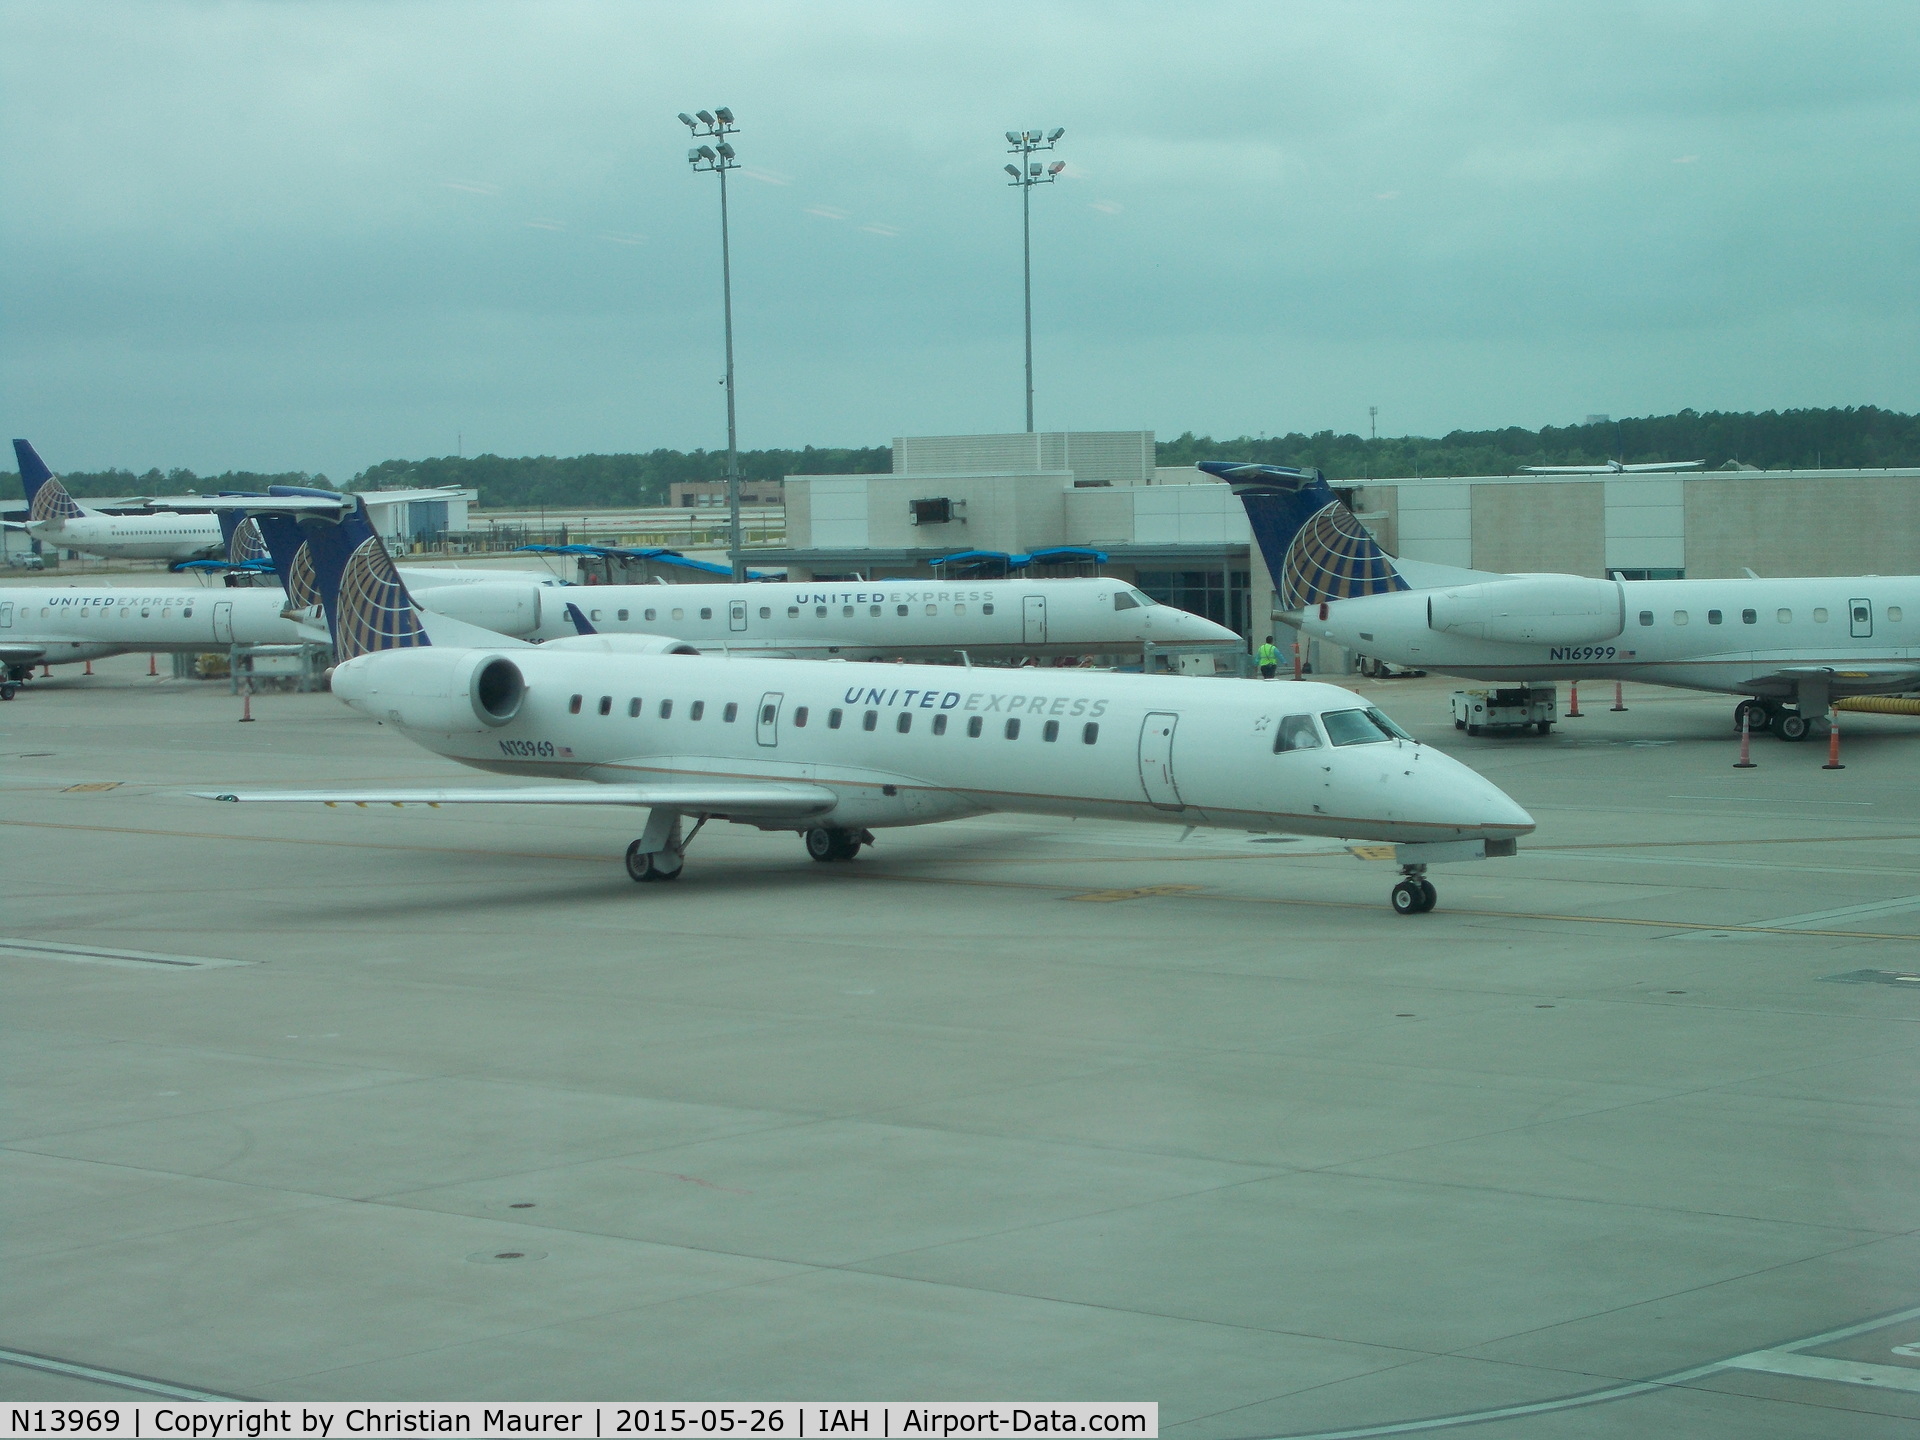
[805,827,873,862]
[625,812,705,883]
[1391,864,1438,916]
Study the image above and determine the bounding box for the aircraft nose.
[1459,766,1535,837]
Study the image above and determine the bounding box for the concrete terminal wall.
[1472,480,1606,576]
[1683,475,1920,578]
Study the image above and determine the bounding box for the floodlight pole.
[1005,128,1064,434]
[683,108,747,580]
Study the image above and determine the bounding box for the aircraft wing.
[193,781,839,818]
[1741,665,1920,699]
[144,495,347,514]
[0,642,49,665]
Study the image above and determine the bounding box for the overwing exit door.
[1023,595,1047,645]
[1850,598,1873,638]
[730,599,748,632]
[757,691,783,747]
[1137,711,1183,810]
[213,601,234,643]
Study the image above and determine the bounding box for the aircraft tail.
[13,440,89,522]
[298,498,432,659]
[1198,461,1409,609]
[213,497,273,567]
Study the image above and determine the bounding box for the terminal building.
[762,430,1920,670]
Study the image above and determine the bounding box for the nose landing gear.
[1391,864,1438,915]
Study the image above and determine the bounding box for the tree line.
[11,409,1919,508]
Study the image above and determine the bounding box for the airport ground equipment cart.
[1451,685,1557,736]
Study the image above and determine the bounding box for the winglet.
[563,602,598,635]
[1198,461,1408,609]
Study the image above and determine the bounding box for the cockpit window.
[1113,591,1140,611]
[1366,707,1413,741]
[1273,714,1322,753]
[1322,708,1401,746]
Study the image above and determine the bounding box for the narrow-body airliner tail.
[13,440,89,522]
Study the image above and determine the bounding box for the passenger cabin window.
[827,708,843,728]
[618,609,629,621]
[761,704,777,725]
[689,701,705,720]
[1043,720,1059,741]
[932,714,947,735]
[1708,610,1722,625]
[1082,722,1099,745]
[896,712,912,733]
[672,608,685,621]
[954,603,966,614]
[1813,607,1829,623]
[1274,714,1323,753]
[1853,604,1870,625]
[700,607,713,621]
[723,702,738,722]
[1742,609,1757,624]
[862,709,878,731]
[597,695,612,716]
[788,606,800,618]
[628,698,641,717]
[1321,709,1401,746]
[659,700,673,718]
[1673,611,1689,625]
[645,608,657,621]
[569,694,583,714]
[793,706,808,727]
[982,603,994,615]
[925,604,937,616]
[870,604,882,617]
[896,604,908,616]
[967,716,983,737]
[843,605,854,617]
[1890,606,1905,622]
[1004,718,1021,739]
[759,607,771,619]
[815,605,828,618]
[1778,608,1792,623]
[1638,611,1654,626]
[590,610,602,622]
[1113,591,1139,610]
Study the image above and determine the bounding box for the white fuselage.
[1307,576,1920,696]
[552,578,1238,658]
[0,587,301,667]
[332,650,1535,844]
[27,512,223,563]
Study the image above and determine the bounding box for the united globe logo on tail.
[1197,461,1409,609]
[28,474,85,523]
[285,543,321,609]
[336,536,430,659]
[228,517,271,566]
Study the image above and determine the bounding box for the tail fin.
[213,497,273,566]
[252,512,319,607]
[13,440,88,522]
[298,499,431,659]
[1198,461,1408,609]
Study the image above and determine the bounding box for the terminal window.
[1135,569,1251,635]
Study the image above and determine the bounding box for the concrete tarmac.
[4,656,1919,1437]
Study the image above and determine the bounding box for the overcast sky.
[4,1,1916,480]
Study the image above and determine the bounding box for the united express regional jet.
[196,498,1534,915]
[1206,461,1920,741]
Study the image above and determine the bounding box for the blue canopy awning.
[515,544,775,581]
[1018,546,1108,566]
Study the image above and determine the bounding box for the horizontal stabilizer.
[193,781,839,818]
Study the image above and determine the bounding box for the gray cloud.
[3,0,1915,478]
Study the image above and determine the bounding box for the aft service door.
[1850,598,1873,638]
[1023,595,1047,645]
[757,691,783,747]
[730,599,748,632]
[1137,711,1183,810]
[0,602,11,629]
[212,601,234,643]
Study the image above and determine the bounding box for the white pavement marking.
[1720,1351,1920,1393]
[0,937,251,968]
[0,1347,239,1399]
[1256,1301,1920,1439]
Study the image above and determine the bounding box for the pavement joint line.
[0,1345,244,1400]
[1233,1300,1920,1439]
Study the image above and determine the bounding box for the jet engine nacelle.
[541,634,701,656]
[416,583,543,637]
[1427,576,1624,645]
[331,649,527,733]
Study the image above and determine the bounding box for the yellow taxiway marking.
[60,782,122,793]
[1067,884,1205,903]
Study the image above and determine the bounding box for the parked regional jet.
[11,440,221,563]
[0,586,305,680]
[193,498,1533,914]
[1205,462,1920,741]
[217,487,1242,660]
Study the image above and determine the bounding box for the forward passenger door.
[1023,595,1047,645]
[1137,711,1183,810]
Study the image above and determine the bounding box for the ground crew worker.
[1258,636,1279,679]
